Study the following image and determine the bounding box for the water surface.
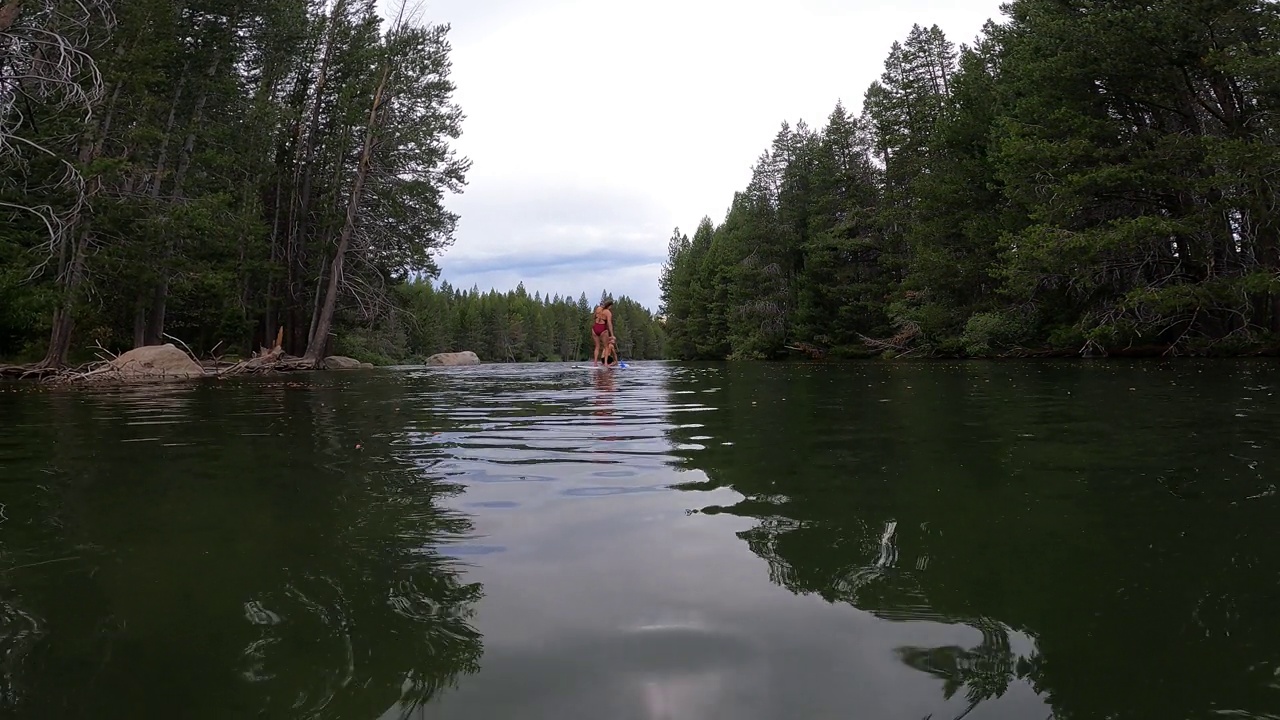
[2,361,1279,719]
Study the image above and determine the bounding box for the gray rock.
[109,344,205,379]
[425,351,480,366]
[322,355,363,370]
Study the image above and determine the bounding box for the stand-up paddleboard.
[571,362,628,370]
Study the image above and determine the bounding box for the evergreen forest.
[660,0,1280,360]
[368,282,664,364]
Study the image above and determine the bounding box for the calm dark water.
[2,361,1280,719]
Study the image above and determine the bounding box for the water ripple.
[387,362,708,495]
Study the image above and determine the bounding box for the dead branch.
[214,328,315,376]
[785,341,826,359]
[858,321,922,354]
[1,15,111,141]
[161,332,202,365]
[2,0,112,268]
[2,331,319,383]
[216,348,314,377]
[90,340,118,361]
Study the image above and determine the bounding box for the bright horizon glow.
[382,0,1008,311]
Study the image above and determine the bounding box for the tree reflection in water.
[0,378,486,719]
[896,618,1045,719]
[663,362,1280,720]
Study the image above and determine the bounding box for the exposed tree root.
[0,365,62,380]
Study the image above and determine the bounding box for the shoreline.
[7,352,1280,384]
[0,345,494,384]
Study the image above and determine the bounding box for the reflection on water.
[0,377,484,720]
[669,361,1280,720]
[2,361,1280,719]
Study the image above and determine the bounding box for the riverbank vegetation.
[2,0,474,369]
[1,0,663,372]
[660,0,1280,360]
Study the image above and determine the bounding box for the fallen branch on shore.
[25,350,316,385]
[858,322,923,357]
[784,342,827,360]
[0,328,377,384]
[216,346,315,376]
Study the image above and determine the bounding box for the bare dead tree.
[1,0,113,216]
[0,0,110,129]
[2,1,113,363]
[2,1,114,368]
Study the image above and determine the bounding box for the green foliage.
[0,0,471,365]
[660,4,1280,359]
[0,264,53,362]
[959,312,1032,356]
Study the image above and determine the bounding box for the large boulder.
[109,344,205,379]
[322,355,363,370]
[425,351,480,366]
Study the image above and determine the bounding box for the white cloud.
[443,263,665,309]
[384,0,1008,310]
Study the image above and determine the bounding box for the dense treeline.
[1,0,469,367]
[661,1,1280,359]
[341,282,664,364]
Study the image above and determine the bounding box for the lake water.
[2,360,1280,719]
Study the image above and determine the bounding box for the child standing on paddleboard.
[602,336,619,367]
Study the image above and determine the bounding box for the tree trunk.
[302,60,391,365]
[36,111,105,368]
[286,0,344,320]
[143,279,169,345]
[304,244,347,364]
[306,259,327,350]
[133,297,147,348]
[41,309,76,369]
[37,227,90,368]
[30,48,129,367]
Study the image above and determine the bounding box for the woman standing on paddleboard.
[591,300,615,366]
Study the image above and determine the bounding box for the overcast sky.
[386,0,1008,310]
